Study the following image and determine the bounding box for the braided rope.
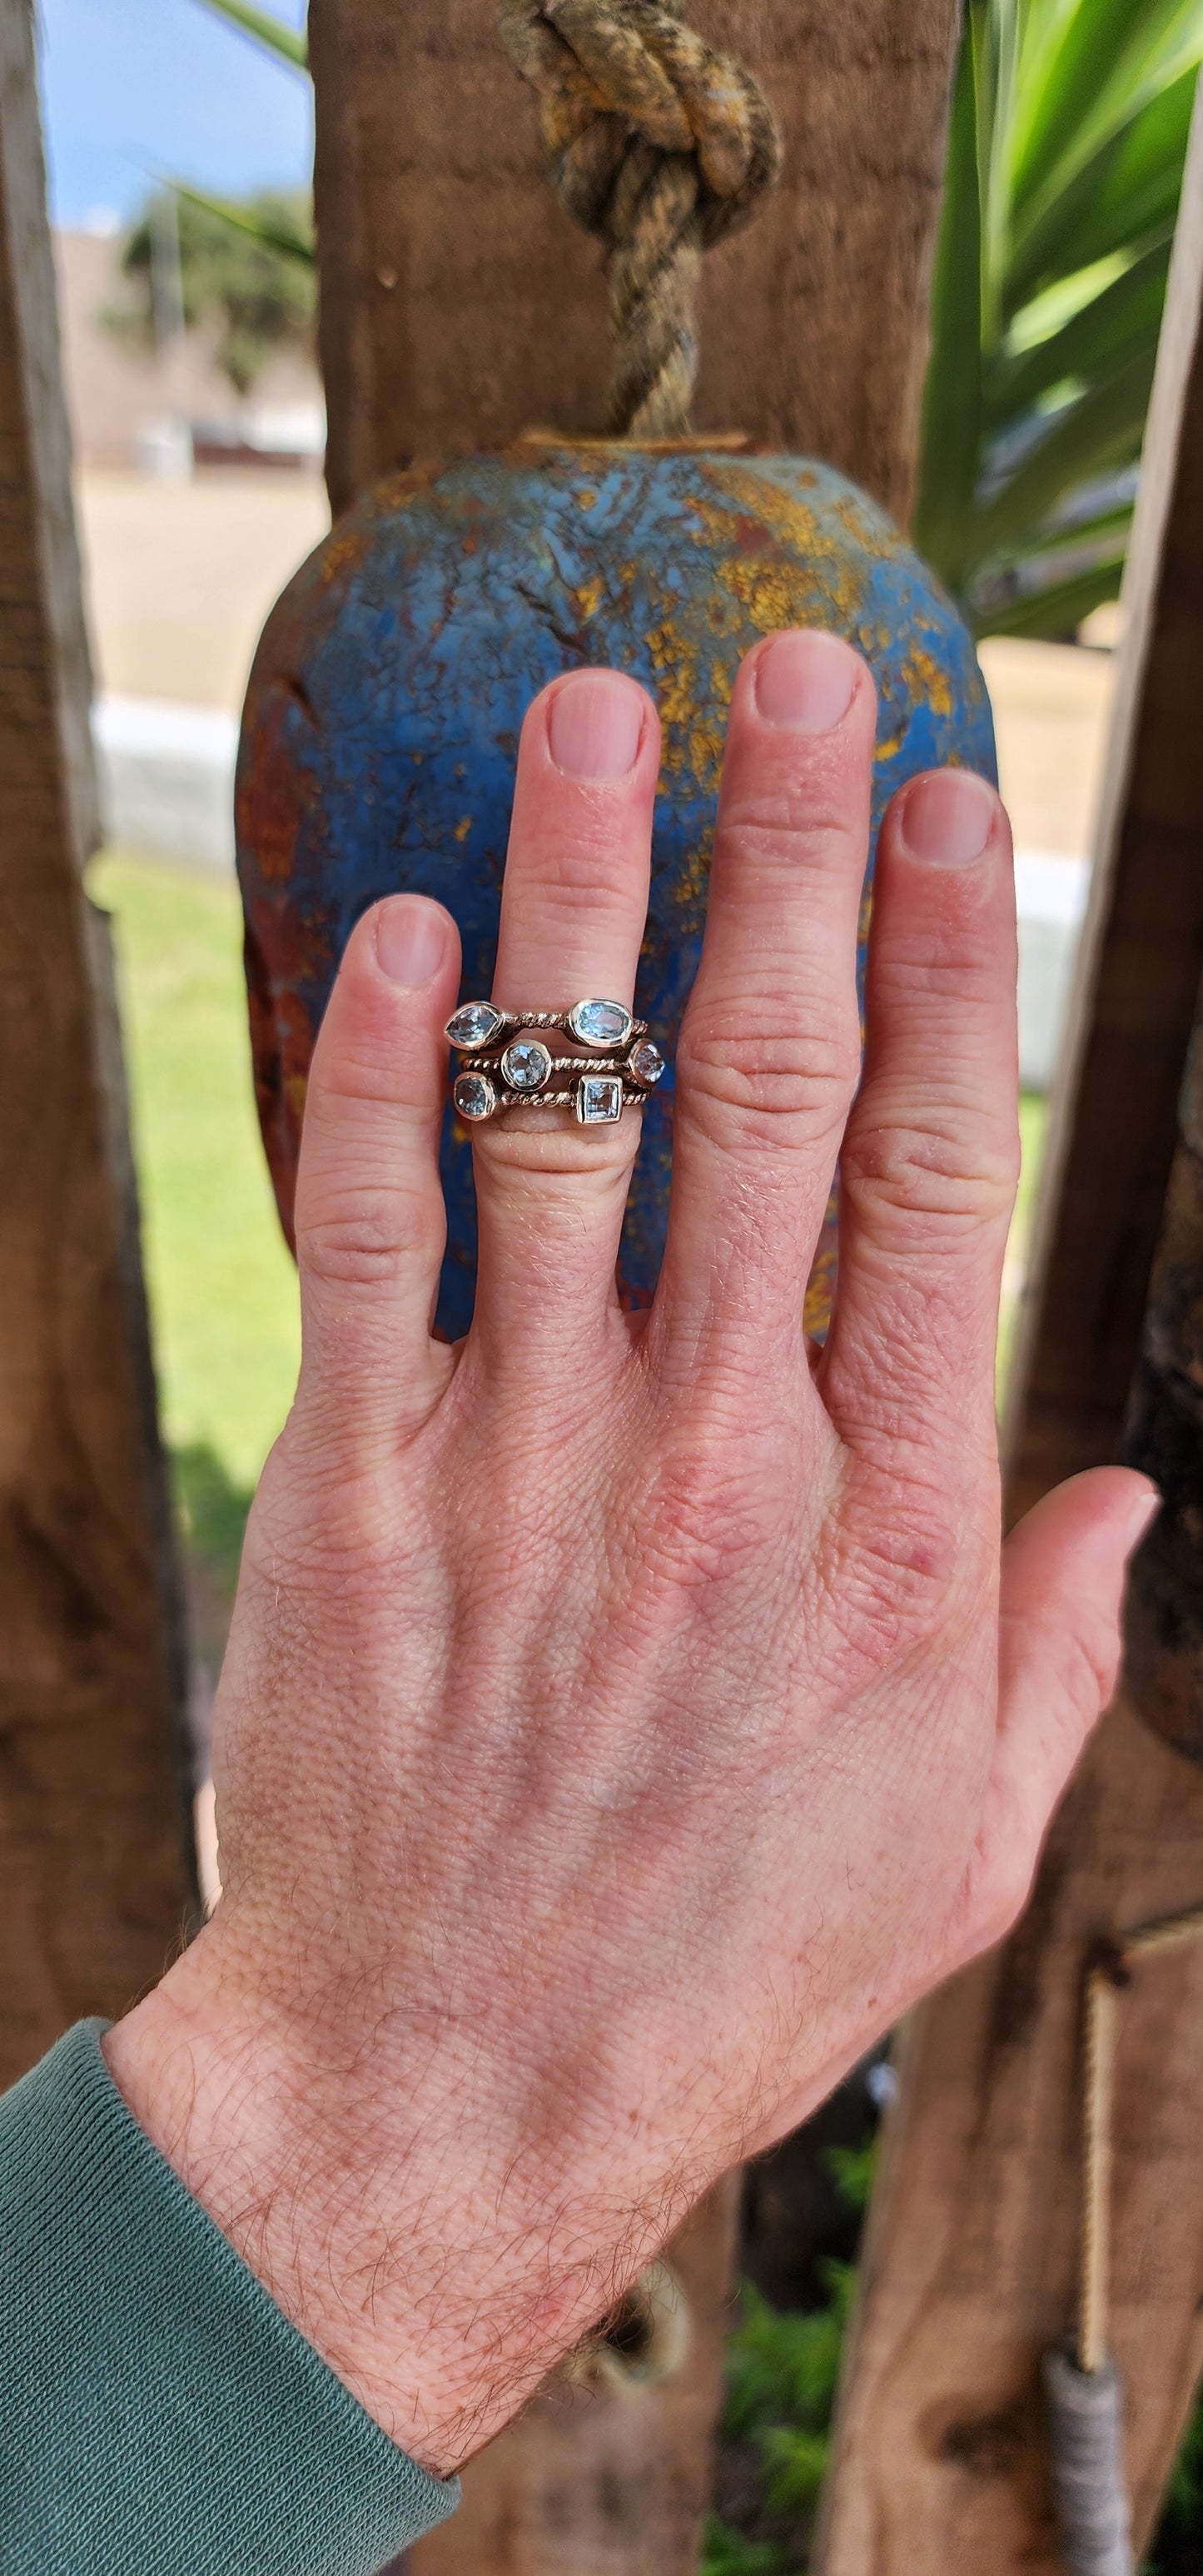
[498,0,781,435]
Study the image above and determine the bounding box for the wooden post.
[0,0,194,2087]
[309,0,961,523]
[302,4,963,2569]
[818,75,1203,2575]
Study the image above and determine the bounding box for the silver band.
[445,997,667,1128]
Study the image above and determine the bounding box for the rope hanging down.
[1043,1901,1203,2576]
[498,0,781,435]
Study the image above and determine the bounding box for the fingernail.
[548,671,644,778]
[375,894,447,987]
[1126,1481,1161,1554]
[901,770,996,866]
[754,629,859,733]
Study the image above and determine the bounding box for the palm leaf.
[169,178,315,266]
[1011,0,1201,218]
[970,555,1127,639]
[986,241,1169,421]
[1008,64,1196,310]
[912,18,983,591]
[972,346,1155,563]
[191,0,308,70]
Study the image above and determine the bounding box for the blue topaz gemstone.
[629,1041,664,1087]
[500,1036,551,1090]
[568,998,631,1049]
[446,1001,503,1050]
[577,1074,624,1125]
[454,1071,495,1121]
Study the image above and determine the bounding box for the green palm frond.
[916,0,1203,636]
[191,0,308,70]
[169,177,315,267]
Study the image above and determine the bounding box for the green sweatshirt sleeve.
[0,2021,459,2575]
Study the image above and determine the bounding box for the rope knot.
[499,0,781,435]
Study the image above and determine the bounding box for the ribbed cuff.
[0,2020,459,2576]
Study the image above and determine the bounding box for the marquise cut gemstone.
[630,1041,664,1086]
[454,1072,496,1121]
[568,997,632,1048]
[577,1074,624,1125]
[500,1037,551,1091]
[445,1001,503,1050]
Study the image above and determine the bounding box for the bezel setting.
[445,1001,504,1051]
[500,1036,553,1092]
[445,999,667,1130]
[567,997,633,1050]
[576,1073,624,1126]
[629,1041,665,1087]
[453,1070,497,1121]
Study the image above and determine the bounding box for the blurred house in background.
[54,222,324,474]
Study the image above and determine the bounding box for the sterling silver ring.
[445,997,667,1128]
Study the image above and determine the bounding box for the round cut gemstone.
[577,1073,624,1125]
[500,1037,551,1092]
[454,1071,495,1121]
[630,1041,664,1087]
[446,1000,503,1050]
[568,997,632,1049]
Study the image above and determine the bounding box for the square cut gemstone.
[454,1072,495,1121]
[568,997,632,1048]
[446,1001,503,1050]
[500,1037,551,1091]
[577,1074,624,1125]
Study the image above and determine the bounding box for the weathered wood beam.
[309,0,961,524]
[0,0,195,2088]
[818,74,1203,2575]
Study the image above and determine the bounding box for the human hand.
[106,631,1155,2473]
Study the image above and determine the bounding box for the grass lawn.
[91,849,301,1620]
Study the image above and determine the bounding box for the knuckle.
[1055,1606,1122,1724]
[630,1438,772,1603]
[965,1833,1036,1954]
[841,1104,1018,1234]
[679,1001,860,1149]
[718,788,853,859]
[297,1187,429,1292]
[511,823,639,918]
[825,1474,963,1675]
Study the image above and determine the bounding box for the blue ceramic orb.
[236,442,996,1338]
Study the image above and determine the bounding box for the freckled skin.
[109,645,1151,2479]
[236,445,996,1336]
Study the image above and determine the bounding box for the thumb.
[969,1469,1160,1949]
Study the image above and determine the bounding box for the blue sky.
[37,0,311,229]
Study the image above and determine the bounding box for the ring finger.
[464,666,660,1375]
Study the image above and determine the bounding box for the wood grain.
[818,77,1203,2575]
[309,0,961,523]
[0,0,194,2089]
[820,1703,1203,2572]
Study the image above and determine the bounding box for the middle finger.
[465,667,660,1376]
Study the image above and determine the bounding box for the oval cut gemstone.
[630,1041,664,1086]
[576,1074,624,1125]
[453,1072,496,1121]
[446,1001,503,1050]
[568,997,632,1048]
[500,1037,551,1091]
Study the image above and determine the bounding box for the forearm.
[0,2018,457,2576]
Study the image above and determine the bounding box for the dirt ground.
[75,467,1118,859]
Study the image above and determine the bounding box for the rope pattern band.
[445,997,667,1125]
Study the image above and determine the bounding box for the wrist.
[102,1921,629,2470]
